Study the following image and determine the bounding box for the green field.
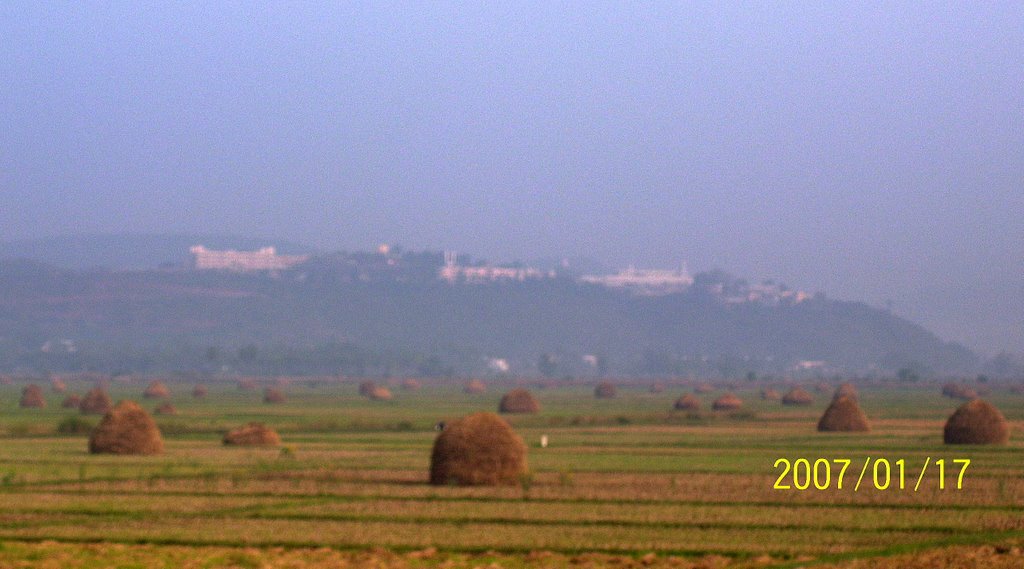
[0,380,1022,568]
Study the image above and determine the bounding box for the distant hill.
[0,258,977,376]
[0,234,316,270]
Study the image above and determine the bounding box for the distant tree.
[976,374,989,384]
[204,346,220,363]
[238,344,258,364]
[897,367,919,382]
[746,371,757,382]
[596,354,609,377]
[538,353,558,378]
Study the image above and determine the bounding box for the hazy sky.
[1,2,1022,354]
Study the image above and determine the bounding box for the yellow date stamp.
[772,457,970,491]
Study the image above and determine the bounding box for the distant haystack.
[51,378,67,393]
[368,386,393,401]
[760,388,781,401]
[401,378,422,391]
[143,381,170,399]
[79,387,113,415]
[154,402,178,416]
[594,381,617,399]
[88,401,164,455]
[62,394,82,409]
[19,384,46,408]
[814,382,832,394]
[429,412,528,486]
[237,378,257,391]
[674,394,700,411]
[499,388,540,414]
[263,387,286,404]
[941,383,978,400]
[192,385,208,398]
[712,393,743,410]
[463,379,487,394]
[943,400,1009,445]
[224,422,281,446]
[358,381,377,396]
[649,382,666,393]
[782,387,814,406]
[834,382,858,400]
[694,383,714,394]
[817,396,870,432]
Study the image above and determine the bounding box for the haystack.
[51,378,67,393]
[358,380,377,396]
[237,378,257,391]
[79,387,113,415]
[20,384,46,408]
[88,400,164,455]
[834,382,858,400]
[368,386,393,401]
[499,388,540,414]
[649,382,666,393]
[143,381,170,399]
[192,384,208,398]
[594,381,617,399]
[941,383,977,400]
[674,394,700,411]
[782,387,814,406]
[401,378,422,391]
[694,383,714,394]
[760,388,781,401]
[154,402,177,415]
[429,412,527,486]
[62,394,82,409]
[712,393,743,410]
[814,382,832,394]
[943,400,1009,445]
[263,387,286,404]
[463,379,486,394]
[817,395,870,432]
[223,422,281,446]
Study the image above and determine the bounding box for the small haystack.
[263,387,286,404]
[237,378,257,391]
[62,394,82,409]
[463,379,487,394]
[143,381,170,399]
[499,388,540,414]
[817,396,870,432]
[712,393,743,410]
[20,384,46,408]
[429,412,528,486]
[88,400,164,455]
[694,383,714,394]
[79,387,113,415]
[401,378,422,391]
[368,386,393,401]
[834,382,858,400]
[674,394,700,411]
[223,422,281,446]
[594,381,617,399]
[358,380,377,396]
[192,384,208,398]
[154,402,177,415]
[760,388,781,401]
[51,378,67,393]
[649,382,666,394]
[943,400,1009,445]
[942,383,978,400]
[782,387,814,406]
[814,382,832,394]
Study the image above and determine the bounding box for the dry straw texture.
[712,393,743,410]
[499,388,540,414]
[674,394,700,411]
[429,412,527,486]
[834,382,859,400]
[79,387,113,415]
[19,384,46,408]
[594,381,617,399]
[782,387,814,406]
[943,399,1009,445]
[263,388,286,404]
[817,395,871,432]
[51,378,67,393]
[368,386,393,401]
[88,400,164,455]
[223,422,281,446]
[143,381,170,399]
[192,385,208,398]
[760,388,781,401]
[463,379,486,394]
[61,394,82,409]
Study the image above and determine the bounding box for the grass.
[0,380,1021,567]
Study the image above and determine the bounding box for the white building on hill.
[190,245,309,272]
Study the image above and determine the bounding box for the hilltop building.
[580,265,693,295]
[438,252,554,283]
[190,245,309,272]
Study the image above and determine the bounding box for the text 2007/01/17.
[773,457,970,491]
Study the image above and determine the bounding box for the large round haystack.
[499,388,540,414]
[429,412,528,486]
[143,381,170,399]
[712,393,743,410]
[263,387,286,404]
[694,383,714,394]
[782,387,814,406]
[79,387,113,415]
[88,400,164,455]
[223,422,281,446]
[20,384,46,408]
[192,384,208,398]
[62,394,82,409]
[760,388,781,401]
[358,380,377,396]
[51,378,67,393]
[817,396,871,432]
[154,402,177,415]
[943,400,1009,445]
[464,379,487,394]
[834,382,858,400]
[594,381,617,399]
[368,386,393,401]
[401,378,422,391]
[674,393,700,411]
